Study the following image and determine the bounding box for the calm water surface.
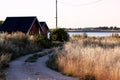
[68,32,120,37]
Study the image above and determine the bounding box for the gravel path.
[6,49,79,80]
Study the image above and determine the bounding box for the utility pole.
[56,0,58,28]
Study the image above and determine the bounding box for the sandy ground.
[6,49,79,80]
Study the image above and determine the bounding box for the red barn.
[0,16,49,36]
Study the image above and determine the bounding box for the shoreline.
[66,30,120,32]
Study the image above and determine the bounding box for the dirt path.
[6,49,78,80]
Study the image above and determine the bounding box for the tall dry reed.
[49,37,120,80]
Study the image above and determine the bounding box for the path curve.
[6,49,79,80]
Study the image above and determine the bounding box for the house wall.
[43,27,49,35]
[30,20,40,35]
[41,26,49,39]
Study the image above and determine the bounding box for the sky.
[0,0,120,28]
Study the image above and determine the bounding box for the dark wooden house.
[0,16,45,35]
[39,22,49,37]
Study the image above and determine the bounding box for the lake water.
[68,32,120,37]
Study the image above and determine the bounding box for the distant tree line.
[64,26,120,31]
[94,26,119,30]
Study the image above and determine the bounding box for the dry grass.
[0,53,11,68]
[0,32,51,67]
[0,32,53,64]
[48,35,120,80]
[0,32,52,79]
[0,32,41,67]
[0,53,11,79]
[0,32,44,57]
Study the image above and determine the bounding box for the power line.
[55,0,102,28]
[59,0,102,7]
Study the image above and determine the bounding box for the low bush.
[39,40,52,48]
[50,28,69,42]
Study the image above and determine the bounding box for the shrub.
[50,28,69,42]
[39,40,52,48]
[35,34,47,41]
[34,34,52,48]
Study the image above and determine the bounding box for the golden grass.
[51,36,120,80]
[0,32,42,55]
[0,53,11,68]
[0,32,52,79]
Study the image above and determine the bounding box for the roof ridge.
[6,16,37,18]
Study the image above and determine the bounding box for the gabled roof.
[39,22,49,30]
[0,16,39,33]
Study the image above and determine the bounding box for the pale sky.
[0,0,120,28]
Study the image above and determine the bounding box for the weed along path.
[6,49,78,80]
